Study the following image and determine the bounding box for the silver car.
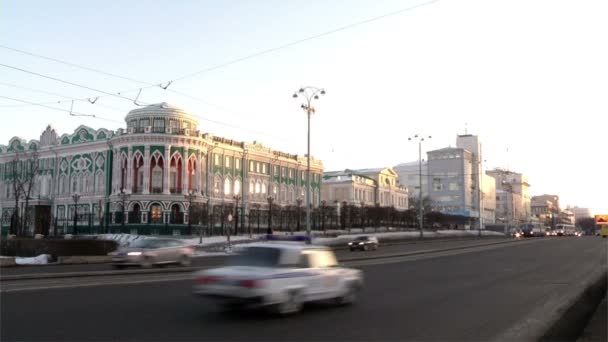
[110,238,195,269]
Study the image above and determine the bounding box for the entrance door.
[35,205,52,235]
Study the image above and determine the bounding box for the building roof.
[125,103,199,125]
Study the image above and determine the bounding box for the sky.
[1,0,607,214]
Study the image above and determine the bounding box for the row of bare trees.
[5,150,40,236]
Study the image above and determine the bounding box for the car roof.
[240,242,330,251]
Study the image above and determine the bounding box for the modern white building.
[393,161,428,199]
[569,206,593,222]
[487,169,531,225]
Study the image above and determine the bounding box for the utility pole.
[408,134,431,238]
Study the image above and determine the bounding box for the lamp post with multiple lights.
[292,86,325,242]
[408,134,431,237]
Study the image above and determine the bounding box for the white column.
[163,144,171,194]
[143,146,150,194]
[182,151,188,194]
[126,147,133,192]
[195,151,202,194]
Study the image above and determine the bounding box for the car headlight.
[127,251,142,256]
[359,242,364,245]
[348,242,352,245]
[515,233,520,237]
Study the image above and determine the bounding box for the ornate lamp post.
[293,86,325,242]
[408,134,431,238]
[72,193,81,235]
[185,189,197,236]
[267,196,274,234]
[118,188,130,229]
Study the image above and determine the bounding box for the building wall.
[488,169,532,225]
[393,161,428,199]
[0,104,324,233]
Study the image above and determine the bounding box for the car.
[192,242,363,315]
[109,238,195,268]
[348,236,379,251]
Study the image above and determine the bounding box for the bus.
[554,224,577,236]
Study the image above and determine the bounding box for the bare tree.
[21,150,40,236]
[5,149,40,236]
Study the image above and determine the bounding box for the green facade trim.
[170,146,184,158]
[150,145,165,157]
[187,148,199,158]
[120,147,128,155]
[132,146,145,155]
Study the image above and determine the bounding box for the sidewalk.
[577,295,607,342]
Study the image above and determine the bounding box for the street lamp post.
[267,196,274,235]
[118,188,130,229]
[185,190,196,236]
[293,86,325,243]
[408,134,431,238]
[233,194,241,236]
[72,193,80,235]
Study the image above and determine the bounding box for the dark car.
[348,236,379,251]
[109,238,195,269]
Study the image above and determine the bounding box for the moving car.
[192,242,363,315]
[109,238,195,268]
[348,235,379,251]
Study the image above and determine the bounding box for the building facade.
[0,103,324,235]
[487,168,532,225]
[321,168,408,209]
[393,161,429,199]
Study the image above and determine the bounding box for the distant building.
[321,168,408,209]
[482,173,496,224]
[393,161,428,199]
[487,169,532,225]
[569,206,593,222]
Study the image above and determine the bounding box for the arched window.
[249,180,254,194]
[262,182,267,194]
[170,155,182,193]
[59,175,66,195]
[95,172,105,194]
[133,153,144,193]
[120,155,128,190]
[150,155,163,194]
[224,178,231,196]
[280,186,286,202]
[71,175,78,193]
[234,179,241,195]
[255,181,261,194]
[214,175,221,195]
[188,158,196,192]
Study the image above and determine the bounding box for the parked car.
[109,238,195,268]
[347,236,379,251]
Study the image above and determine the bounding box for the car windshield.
[355,236,369,241]
[228,247,282,267]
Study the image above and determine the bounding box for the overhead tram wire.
[0,63,148,105]
[0,95,123,125]
[0,0,440,106]
[0,81,127,112]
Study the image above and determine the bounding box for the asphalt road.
[2,237,606,341]
[0,236,510,276]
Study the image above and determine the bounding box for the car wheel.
[275,291,303,315]
[363,245,369,251]
[179,255,191,267]
[140,256,154,268]
[372,244,378,251]
[336,284,358,306]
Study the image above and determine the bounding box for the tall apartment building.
[393,161,428,200]
[487,169,531,225]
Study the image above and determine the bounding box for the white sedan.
[192,242,363,315]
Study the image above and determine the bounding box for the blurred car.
[109,238,195,268]
[192,242,363,315]
[348,236,379,251]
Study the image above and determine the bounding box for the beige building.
[487,168,531,225]
[321,168,408,209]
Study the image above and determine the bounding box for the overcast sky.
[1,0,607,214]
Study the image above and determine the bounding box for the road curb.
[0,257,16,267]
[495,269,608,342]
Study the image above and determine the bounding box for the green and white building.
[0,103,323,235]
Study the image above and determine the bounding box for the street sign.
[594,215,608,225]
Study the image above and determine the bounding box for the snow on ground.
[14,254,51,265]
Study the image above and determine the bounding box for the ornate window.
[150,155,163,194]
[234,179,241,195]
[255,181,261,194]
[249,180,254,194]
[262,183,267,194]
[224,178,231,196]
[95,172,105,194]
